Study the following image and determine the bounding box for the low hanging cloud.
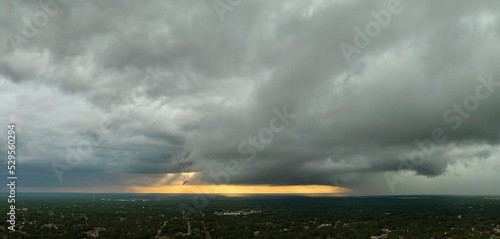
[1,0,500,194]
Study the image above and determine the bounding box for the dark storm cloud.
[1,0,500,193]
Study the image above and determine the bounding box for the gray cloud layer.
[1,0,500,194]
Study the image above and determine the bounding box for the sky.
[1,0,500,195]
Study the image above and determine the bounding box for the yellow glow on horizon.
[129,184,351,194]
[23,172,352,195]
